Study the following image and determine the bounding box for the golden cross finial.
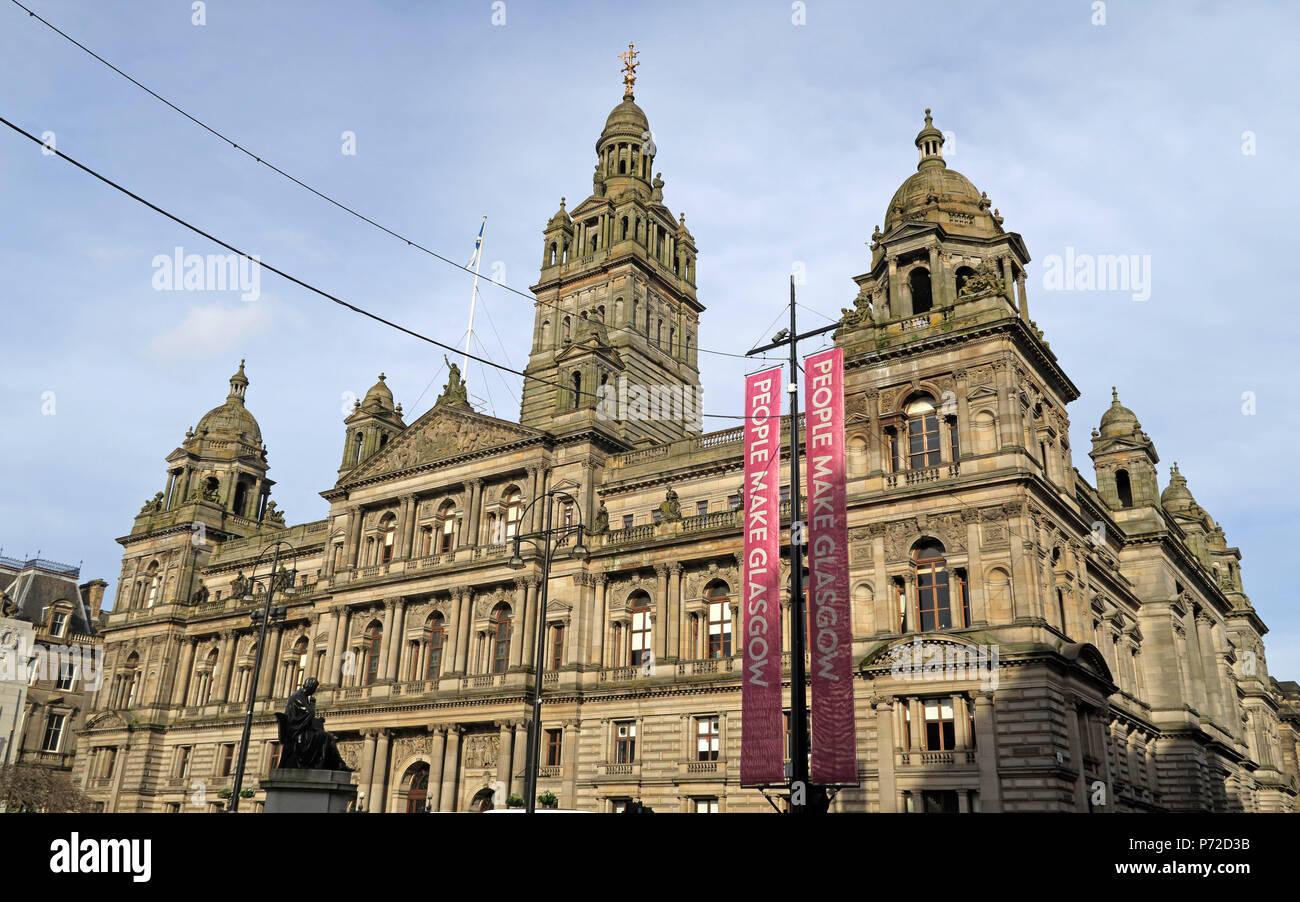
[619,42,639,99]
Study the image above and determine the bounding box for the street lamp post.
[228,539,295,813]
[508,487,588,814]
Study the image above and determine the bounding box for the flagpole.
[463,216,487,373]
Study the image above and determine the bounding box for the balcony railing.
[883,461,960,490]
[461,673,506,690]
[599,666,641,683]
[897,749,978,767]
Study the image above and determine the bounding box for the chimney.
[81,579,108,620]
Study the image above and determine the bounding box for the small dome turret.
[362,373,395,411]
[1099,386,1141,438]
[1160,462,1196,514]
[883,109,1002,238]
[195,359,261,442]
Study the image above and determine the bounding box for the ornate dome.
[599,97,650,148]
[1099,387,1140,438]
[195,360,261,441]
[362,373,395,411]
[1160,463,1196,513]
[883,110,1001,238]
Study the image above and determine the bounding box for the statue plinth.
[262,768,357,814]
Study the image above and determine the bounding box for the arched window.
[425,613,444,680]
[1056,588,1068,633]
[706,583,732,658]
[145,562,161,608]
[597,304,605,321]
[621,216,629,239]
[905,397,941,469]
[571,371,582,409]
[955,266,976,296]
[629,591,652,666]
[123,652,141,707]
[1115,469,1133,508]
[504,488,522,541]
[540,319,550,348]
[669,327,676,356]
[490,604,512,674]
[352,432,363,464]
[380,513,397,563]
[404,763,430,813]
[364,621,383,685]
[909,267,933,314]
[562,316,572,343]
[287,636,308,693]
[233,479,248,517]
[548,242,557,266]
[438,501,456,554]
[913,539,952,631]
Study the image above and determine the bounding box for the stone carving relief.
[462,733,499,769]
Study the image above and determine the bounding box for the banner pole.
[787,276,812,814]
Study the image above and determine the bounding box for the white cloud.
[148,302,273,359]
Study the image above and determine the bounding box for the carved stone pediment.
[345,407,541,482]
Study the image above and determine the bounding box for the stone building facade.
[73,86,1297,813]
[1,556,105,774]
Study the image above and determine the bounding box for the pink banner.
[741,366,785,786]
[804,347,858,785]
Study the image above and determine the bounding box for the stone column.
[1000,257,1015,310]
[424,727,447,812]
[522,578,539,668]
[214,631,236,703]
[1016,271,1029,321]
[510,720,527,800]
[396,494,416,561]
[561,720,579,808]
[454,591,473,673]
[386,599,407,682]
[595,576,608,666]
[439,727,462,811]
[509,579,528,669]
[973,692,1001,811]
[255,625,283,698]
[358,731,376,811]
[496,720,513,794]
[964,511,986,625]
[171,638,196,706]
[654,564,669,660]
[330,606,352,685]
[466,479,483,547]
[876,697,897,812]
[369,729,391,813]
[526,467,541,533]
[667,564,683,661]
[346,505,363,568]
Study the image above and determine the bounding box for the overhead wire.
[8,0,783,363]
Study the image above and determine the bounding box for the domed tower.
[338,373,407,478]
[118,361,275,612]
[521,45,703,447]
[1089,387,1160,513]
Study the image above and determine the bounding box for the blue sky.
[2,1,1297,675]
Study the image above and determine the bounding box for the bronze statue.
[658,488,682,522]
[275,677,351,771]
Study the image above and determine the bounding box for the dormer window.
[50,611,67,638]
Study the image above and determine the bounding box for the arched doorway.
[403,762,430,813]
[470,787,495,812]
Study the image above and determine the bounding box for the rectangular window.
[695,500,708,517]
[947,417,960,461]
[908,414,941,468]
[419,527,433,557]
[693,797,720,813]
[629,609,652,666]
[175,746,191,778]
[895,579,907,633]
[545,729,563,767]
[219,743,235,777]
[268,742,282,773]
[49,612,67,637]
[41,714,65,753]
[615,722,637,764]
[955,570,970,628]
[56,660,77,691]
[611,798,631,813]
[696,716,720,761]
[888,429,901,473]
[652,509,663,524]
[728,494,742,512]
[924,699,956,751]
[622,514,635,530]
[780,485,791,507]
[550,624,564,670]
[916,561,952,631]
[100,747,118,779]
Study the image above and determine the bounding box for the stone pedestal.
[262,769,357,813]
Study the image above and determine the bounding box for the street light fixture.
[228,538,297,813]
[506,485,588,814]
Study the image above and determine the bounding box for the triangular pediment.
[342,404,543,483]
